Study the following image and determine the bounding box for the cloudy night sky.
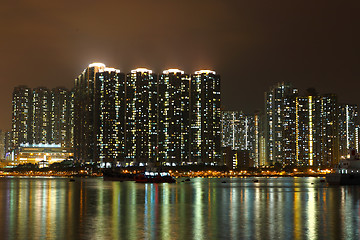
[0,0,359,130]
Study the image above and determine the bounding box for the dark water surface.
[0,177,359,240]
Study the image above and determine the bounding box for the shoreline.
[0,171,327,178]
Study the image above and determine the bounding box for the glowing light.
[131,68,152,74]
[100,67,120,73]
[309,96,313,166]
[89,63,106,68]
[162,69,184,74]
[194,70,216,75]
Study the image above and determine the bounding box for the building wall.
[73,63,105,163]
[12,86,32,149]
[158,70,190,164]
[190,71,221,164]
[125,69,158,163]
[95,70,126,165]
[12,86,73,153]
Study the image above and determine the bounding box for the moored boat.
[135,170,176,183]
[326,149,360,185]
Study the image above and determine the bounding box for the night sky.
[1,0,359,130]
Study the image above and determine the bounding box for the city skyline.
[1,1,359,130]
[8,68,359,168]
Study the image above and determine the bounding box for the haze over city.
[1,0,359,131]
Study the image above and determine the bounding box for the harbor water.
[0,177,359,240]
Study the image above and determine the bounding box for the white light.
[195,70,216,75]
[162,69,184,74]
[131,68,152,74]
[100,67,120,73]
[89,63,106,68]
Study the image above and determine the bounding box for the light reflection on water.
[0,177,359,240]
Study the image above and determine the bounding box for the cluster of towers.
[221,82,359,168]
[74,63,221,166]
[264,83,358,167]
[9,66,359,168]
[11,86,73,149]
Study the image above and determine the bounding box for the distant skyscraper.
[265,82,298,165]
[158,69,190,164]
[125,68,158,164]
[32,87,51,145]
[51,87,73,148]
[221,111,260,167]
[268,86,341,167]
[94,68,126,166]
[74,63,105,164]
[12,85,73,157]
[0,130,5,159]
[190,70,221,164]
[72,64,222,166]
[4,131,11,158]
[316,94,339,166]
[339,104,358,159]
[11,85,32,149]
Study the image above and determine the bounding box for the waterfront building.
[221,111,260,166]
[265,82,298,166]
[190,70,221,164]
[125,68,158,164]
[265,83,345,167]
[32,87,52,145]
[4,131,11,159]
[339,104,358,159]
[74,63,105,164]
[11,86,32,149]
[14,143,73,166]
[223,146,252,170]
[316,94,339,166]
[95,68,126,166]
[356,125,360,153]
[158,69,190,165]
[51,87,74,148]
[0,130,5,159]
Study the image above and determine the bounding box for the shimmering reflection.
[0,177,359,239]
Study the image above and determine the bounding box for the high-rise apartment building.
[11,86,32,148]
[125,68,158,164]
[158,69,190,165]
[72,64,222,166]
[51,87,74,148]
[221,111,260,167]
[266,84,342,167]
[95,68,126,165]
[32,87,51,145]
[0,130,6,159]
[265,82,298,165]
[190,70,221,164]
[11,85,73,159]
[339,104,358,159]
[74,63,105,164]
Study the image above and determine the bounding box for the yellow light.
[89,63,106,68]
[131,68,152,74]
[194,70,216,75]
[100,67,120,73]
[163,69,184,74]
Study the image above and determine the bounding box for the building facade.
[95,68,126,166]
[339,104,358,159]
[11,86,32,149]
[221,111,260,167]
[125,68,158,164]
[264,82,298,166]
[190,70,221,164]
[74,63,105,164]
[158,69,190,165]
